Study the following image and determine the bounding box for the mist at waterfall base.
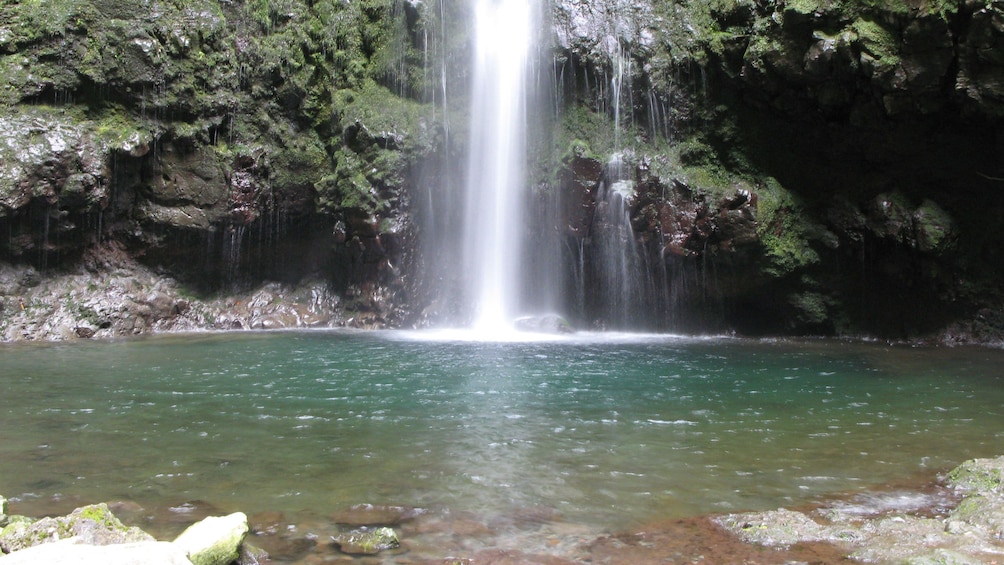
[2,332,1002,562]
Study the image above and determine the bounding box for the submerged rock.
[331,526,400,555]
[513,314,574,334]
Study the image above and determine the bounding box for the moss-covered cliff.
[1,0,1002,341]
[0,0,464,332]
[545,0,1004,340]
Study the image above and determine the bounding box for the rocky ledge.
[0,242,384,343]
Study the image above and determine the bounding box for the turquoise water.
[1,331,1002,540]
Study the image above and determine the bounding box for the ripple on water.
[0,331,1002,549]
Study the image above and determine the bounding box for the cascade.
[461,0,536,332]
[577,44,653,329]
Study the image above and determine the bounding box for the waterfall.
[462,0,536,332]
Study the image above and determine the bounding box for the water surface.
[1,331,1001,555]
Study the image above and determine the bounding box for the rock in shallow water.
[513,314,573,334]
[331,526,399,555]
[172,511,249,565]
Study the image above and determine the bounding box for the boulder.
[0,494,6,527]
[172,512,249,565]
[0,539,192,564]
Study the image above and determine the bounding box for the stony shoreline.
[3,457,1002,564]
[4,250,1004,347]
[0,246,358,344]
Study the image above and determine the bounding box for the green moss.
[7,0,89,42]
[333,526,399,555]
[556,105,617,159]
[756,178,820,277]
[76,504,115,526]
[781,0,956,19]
[788,291,830,325]
[649,0,751,65]
[852,19,901,68]
[0,56,35,105]
[947,458,1004,494]
[316,159,373,214]
[271,130,330,192]
[913,198,953,253]
[562,139,595,162]
[91,107,155,152]
[335,79,429,148]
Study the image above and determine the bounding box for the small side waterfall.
[462,0,536,332]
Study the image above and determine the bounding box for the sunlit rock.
[172,512,249,565]
[0,539,193,565]
[0,503,154,553]
[716,508,827,547]
[947,456,1004,494]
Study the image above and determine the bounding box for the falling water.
[462,0,535,332]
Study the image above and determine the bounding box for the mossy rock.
[947,456,1004,494]
[0,503,153,553]
[948,492,1004,536]
[755,177,821,277]
[331,526,400,555]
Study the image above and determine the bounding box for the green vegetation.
[948,459,1004,493]
[755,178,821,277]
[0,0,446,230]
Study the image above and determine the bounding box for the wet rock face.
[544,0,1004,338]
[0,107,120,261]
[731,1,1000,118]
[0,0,433,332]
[557,155,602,238]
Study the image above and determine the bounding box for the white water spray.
[462,0,535,333]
